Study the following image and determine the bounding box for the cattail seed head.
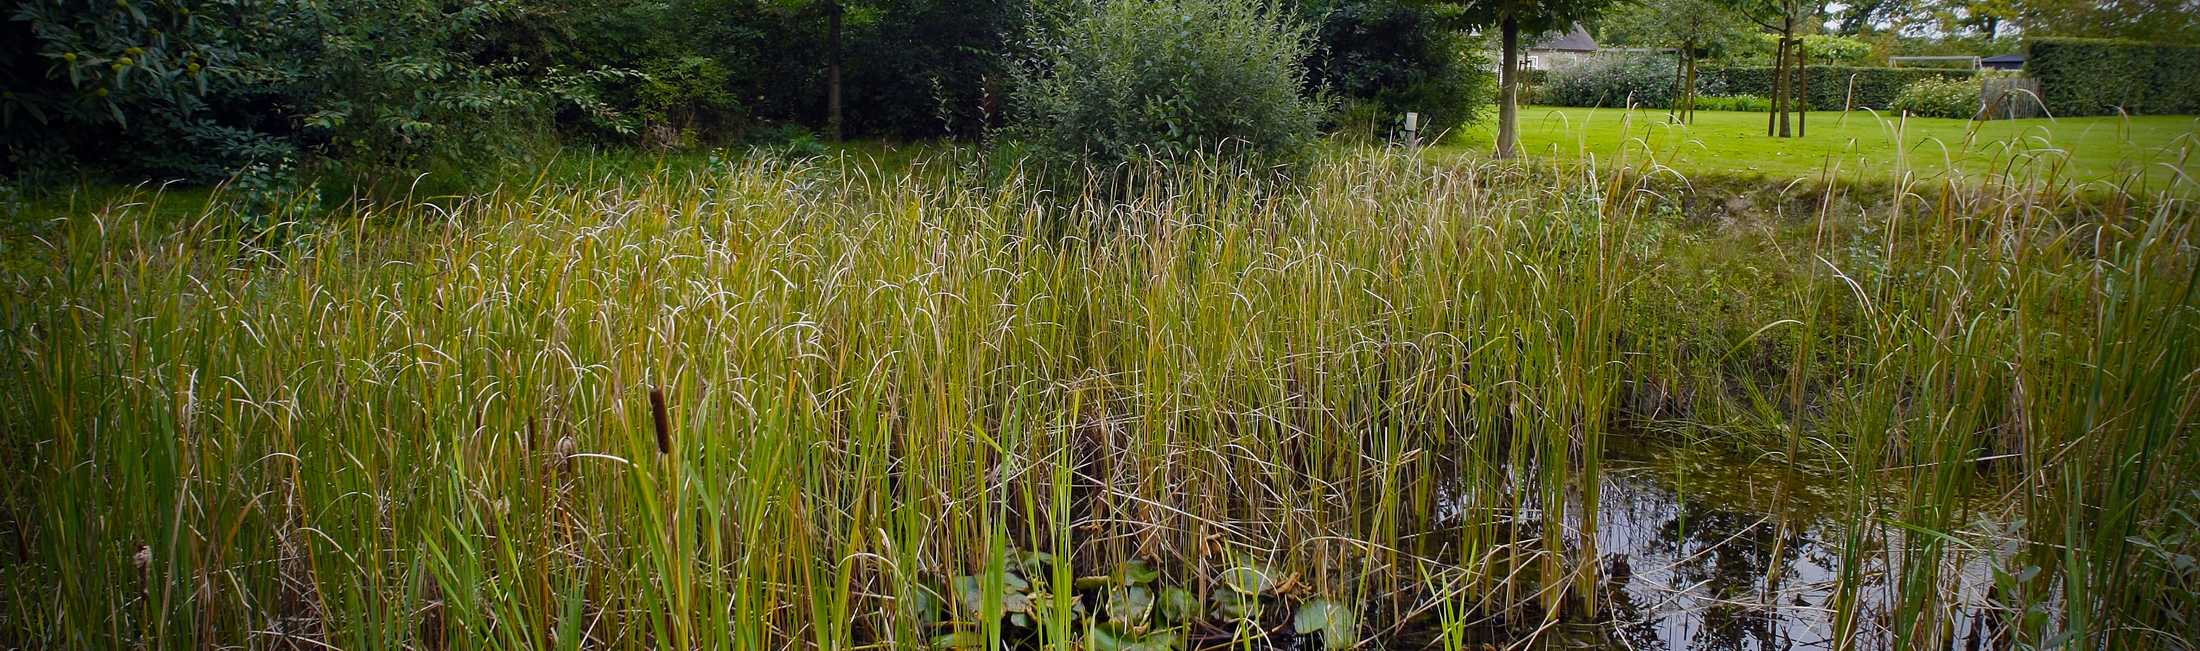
[555,435,578,474]
[649,387,671,455]
[134,544,153,596]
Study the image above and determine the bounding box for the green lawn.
[1445,107,2200,186]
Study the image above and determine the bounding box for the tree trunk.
[826,1,844,142]
[1684,49,1698,124]
[1796,34,1807,137]
[1497,15,1520,159]
[1768,28,1786,137]
[1669,50,1686,123]
[1769,34,1785,137]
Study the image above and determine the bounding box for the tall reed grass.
[1,129,2193,650]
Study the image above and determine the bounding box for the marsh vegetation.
[3,128,2195,650]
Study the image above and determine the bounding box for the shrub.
[1890,76,1980,119]
[1009,0,1327,178]
[3,0,543,183]
[2026,37,2200,116]
[1701,66,1976,110]
[1540,54,1698,109]
[1692,94,1770,112]
[1303,0,1494,142]
[219,156,322,250]
[1723,33,1880,66]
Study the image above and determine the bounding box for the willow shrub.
[1890,75,1982,119]
[1007,0,1327,189]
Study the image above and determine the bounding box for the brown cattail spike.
[134,544,153,592]
[649,387,672,455]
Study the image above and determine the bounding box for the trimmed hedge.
[1699,66,1977,111]
[2027,38,2200,116]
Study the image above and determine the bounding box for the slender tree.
[1606,0,1746,124]
[1729,0,1822,137]
[1446,0,1627,158]
[778,0,877,141]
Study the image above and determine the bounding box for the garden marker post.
[1404,112,1420,146]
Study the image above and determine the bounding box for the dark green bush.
[1303,0,1493,142]
[1009,0,1327,177]
[3,0,546,182]
[1700,66,1977,111]
[2155,45,2200,115]
[2026,37,2200,116]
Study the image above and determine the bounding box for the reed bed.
[1,137,2194,650]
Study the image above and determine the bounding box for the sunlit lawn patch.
[1445,107,2200,184]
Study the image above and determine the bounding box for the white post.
[1404,112,1420,146]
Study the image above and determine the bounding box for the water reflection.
[1432,443,1993,651]
[1594,465,1829,651]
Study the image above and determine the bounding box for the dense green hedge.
[1700,66,1977,111]
[2027,38,2200,116]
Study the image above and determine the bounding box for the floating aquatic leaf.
[1293,598,1357,649]
[951,575,985,615]
[1087,622,1136,651]
[1088,622,1176,651]
[931,631,984,649]
[1106,585,1153,623]
[908,582,945,623]
[1005,549,1056,576]
[1112,559,1161,586]
[1156,587,1198,623]
[954,573,1033,617]
[1136,631,1183,651]
[1213,589,1261,622]
[1220,565,1274,595]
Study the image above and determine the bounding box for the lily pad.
[1088,622,1178,651]
[907,582,945,623]
[952,574,1034,618]
[1087,622,1136,651]
[1293,598,1358,650]
[931,631,985,649]
[951,576,984,615]
[1112,559,1162,586]
[1219,565,1275,595]
[1156,587,1198,623]
[1213,589,1262,622]
[1105,585,1154,624]
[1005,549,1056,575]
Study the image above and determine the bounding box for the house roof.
[1533,24,1599,52]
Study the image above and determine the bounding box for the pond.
[1466,441,2006,651]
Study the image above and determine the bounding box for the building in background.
[1526,23,1600,70]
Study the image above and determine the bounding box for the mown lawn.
[1445,107,2200,185]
